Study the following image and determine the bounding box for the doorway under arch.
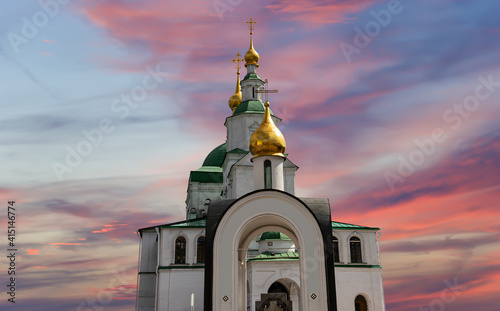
[268,281,289,299]
[264,278,301,311]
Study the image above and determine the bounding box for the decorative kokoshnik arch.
[204,189,338,311]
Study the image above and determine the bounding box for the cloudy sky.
[1,0,499,310]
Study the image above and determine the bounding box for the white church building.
[135,19,385,311]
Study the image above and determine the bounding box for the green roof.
[194,166,223,173]
[248,251,299,262]
[334,264,382,268]
[189,143,227,183]
[233,100,275,116]
[242,72,263,82]
[258,231,291,242]
[332,221,380,231]
[248,252,381,268]
[158,262,380,269]
[160,218,207,228]
[159,265,205,269]
[143,218,379,231]
[202,143,226,167]
[189,168,223,183]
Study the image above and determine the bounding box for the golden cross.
[232,52,242,73]
[255,79,278,102]
[246,17,256,35]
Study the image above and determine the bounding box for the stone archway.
[205,190,337,311]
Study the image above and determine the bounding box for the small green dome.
[202,143,227,167]
[233,100,275,116]
[258,231,291,242]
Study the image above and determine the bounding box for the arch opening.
[247,229,299,311]
[211,192,331,311]
[268,282,289,298]
[355,295,368,311]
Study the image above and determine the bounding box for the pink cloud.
[266,0,376,25]
[91,228,116,233]
[26,249,40,255]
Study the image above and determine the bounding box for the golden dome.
[249,101,286,158]
[228,71,242,113]
[244,36,260,67]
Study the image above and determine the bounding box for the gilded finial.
[244,18,259,67]
[232,52,242,74]
[229,52,243,113]
[246,17,256,35]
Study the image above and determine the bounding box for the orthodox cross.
[232,52,242,74]
[246,17,256,36]
[256,79,278,102]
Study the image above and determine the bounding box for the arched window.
[350,236,362,263]
[264,160,272,189]
[197,236,206,264]
[355,295,368,311]
[175,236,186,264]
[332,236,340,263]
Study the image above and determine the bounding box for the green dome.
[202,143,227,167]
[258,231,291,242]
[233,100,275,116]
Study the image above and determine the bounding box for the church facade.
[135,19,385,311]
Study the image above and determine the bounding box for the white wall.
[225,153,298,199]
[333,230,380,265]
[137,224,384,311]
[247,260,385,311]
[225,113,282,152]
[157,269,205,311]
[160,228,205,266]
[137,230,158,311]
[257,239,295,253]
[252,156,285,191]
[185,182,223,218]
[335,268,385,311]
